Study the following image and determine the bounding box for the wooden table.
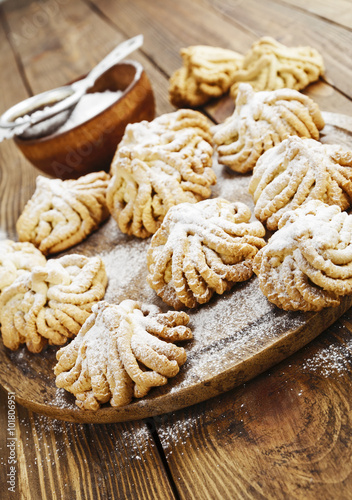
[1,1,352,498]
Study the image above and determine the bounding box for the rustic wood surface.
[1,0,352,498]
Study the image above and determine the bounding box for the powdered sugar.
[156,411,202,458]
[49,387,77,409]
[56,91,122,133]
[301,332,352,378]
[161,283,306,394]
[101,238,153,304]
[211,158,255,209]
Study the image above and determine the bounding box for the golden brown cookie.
[253,200,352,311]
[0,254,107,353]
[169,45,244,107]
[212,83,324,173]
[106,109,216,238]
[249,136,352,230]
[147,197,266,309]
[229,36,324,98]
[16,171,110,255]
[0,239,46,295]
[54,300,192,410]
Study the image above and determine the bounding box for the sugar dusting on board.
[50,387,77,409]
[101,237,152,303]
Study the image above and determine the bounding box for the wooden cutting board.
[1,111,352,424]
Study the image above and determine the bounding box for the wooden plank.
[87,0,255,74]
[3,0,124,92]
[203,0,352,100]
[154,318,352,500]
[90,0,352,117]
[0,12,38,240]
[278,0,352,30]
[2,0,172,117]
[0,388,175,500]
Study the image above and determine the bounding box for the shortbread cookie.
[169,45,244,107]
[16,171,110,255]
[229,37,324,98]
[0,240,46,295]
[212,83,324,173]
[253,201,352,311]
[147,198,266,309]
[54,300,192,410]
[106,110,216,238]
[0,254,107,353]
[249,136,352,230]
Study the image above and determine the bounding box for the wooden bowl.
[14,61,155,179]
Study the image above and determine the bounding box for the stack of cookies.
[2,34,352,411]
